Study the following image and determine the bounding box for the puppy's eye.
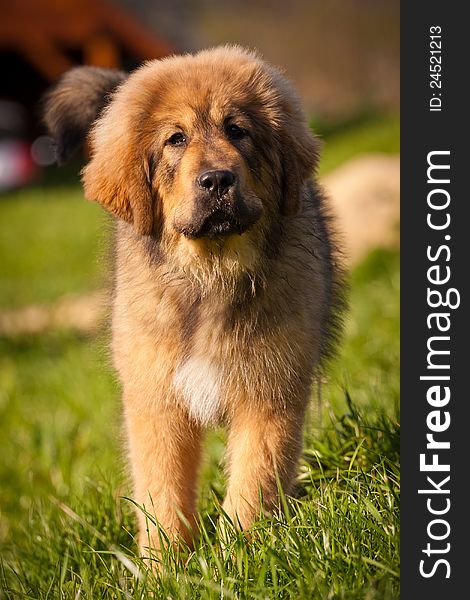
[226,124,247,140]
[167,132,187,146]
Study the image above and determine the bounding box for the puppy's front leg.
[223,404,306,529]
[124,395,202,556]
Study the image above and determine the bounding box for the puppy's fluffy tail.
[43,66,127,164]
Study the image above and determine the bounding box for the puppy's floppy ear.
[81,86,156,236]
[279,116,320,216]
[43,66,127,164]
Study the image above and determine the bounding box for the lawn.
[0,115,399,599]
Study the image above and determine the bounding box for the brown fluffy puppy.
[44,46,344,557]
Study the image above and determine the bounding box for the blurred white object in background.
[322,153,400,265]
[0,139,36,191]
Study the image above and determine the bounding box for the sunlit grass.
[316,113,399,175]
[0,185,108,310]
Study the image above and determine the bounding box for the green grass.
[328,249,400,413]
[0,113,399,598]
[0,185,108,310]
[315,113,400,175]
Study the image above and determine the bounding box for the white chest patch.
[173,356,223,425]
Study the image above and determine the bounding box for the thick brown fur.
[44,46,345,559]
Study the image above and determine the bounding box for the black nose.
[198,170,235,196]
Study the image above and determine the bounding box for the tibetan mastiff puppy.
[44,46,344,557]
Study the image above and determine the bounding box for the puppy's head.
[44,47,319,250]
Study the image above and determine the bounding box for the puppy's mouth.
[195,210,247,238]
[174,201,262,240]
